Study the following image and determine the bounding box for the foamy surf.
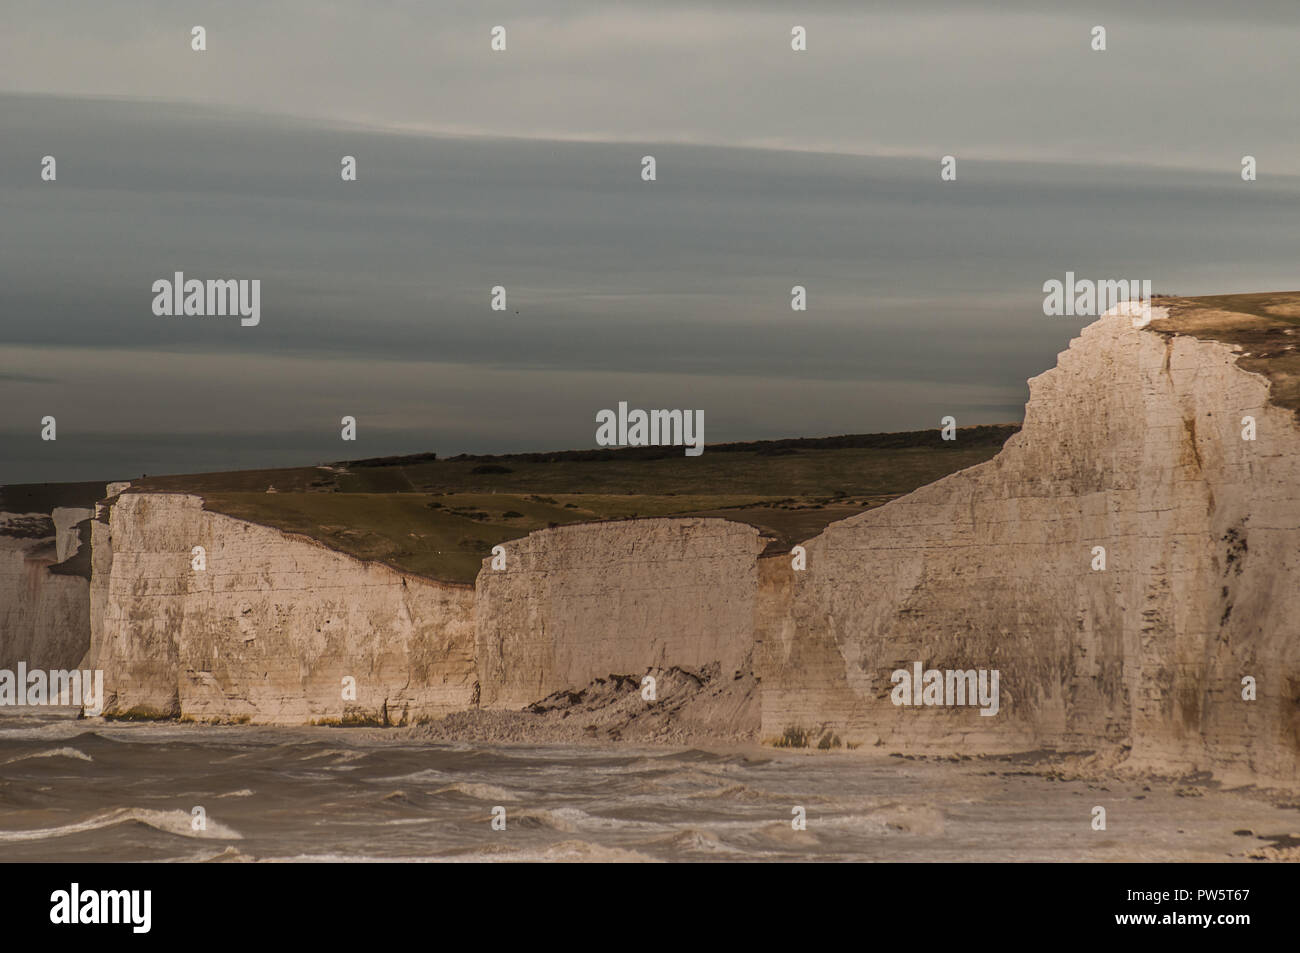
[0,746,93,765]
[2,725,1292,862]
[433,781,521,801]
[639,828,742,854]
[442,840,661,863]
[0,807,243,842]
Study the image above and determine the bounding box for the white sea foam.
[0,746,92,765]
[433,781,519,801]
[0,807,243,842]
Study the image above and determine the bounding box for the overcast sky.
[2,1,1298,483]
[4,0,1299,172]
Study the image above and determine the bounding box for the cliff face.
[87,501,762,724]
[0,506,94,672]
[11,301,1299,783]
[475,518,764,709]
[91,493,476,723]
[757,309,1300,781]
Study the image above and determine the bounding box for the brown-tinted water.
[1,715,1293,862]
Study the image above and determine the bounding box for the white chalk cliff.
[759,307,1300,782]
[6,305,1298,783]
[0,506,94,673]
[89,493,476,723]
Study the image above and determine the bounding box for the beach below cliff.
[404,664,761,747]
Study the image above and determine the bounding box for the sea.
[1,713,1293,862]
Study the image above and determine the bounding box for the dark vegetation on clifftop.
[1157,292,1300,419]
[123,425,1020,583]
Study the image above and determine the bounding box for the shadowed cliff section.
[0,482,102,671]
[0,482,104,520]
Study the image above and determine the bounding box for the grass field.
[129,426,1020,583]
[1158,292,1300,417]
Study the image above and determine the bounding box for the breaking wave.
[0,807,243,842]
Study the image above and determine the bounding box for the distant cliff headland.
[4,293,1299,786]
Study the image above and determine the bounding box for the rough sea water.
[2,714,1296,862]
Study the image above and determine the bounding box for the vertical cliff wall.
[0,500,96,673]
[14,304,1299,784]
[757,309,1300,782]
[85,504,766,722]
[91,493,476,724]
[474,518,765,709]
